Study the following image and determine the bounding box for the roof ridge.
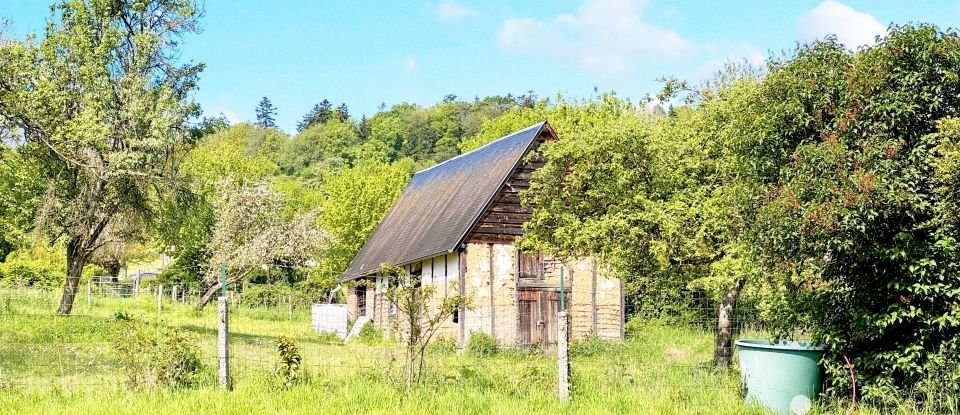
[413,121,545,175]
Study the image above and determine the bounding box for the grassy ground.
[0,288,939,414]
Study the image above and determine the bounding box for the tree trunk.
[58,237,89,315]
[104,261,121,285]
[714,279,745,368]
[198,274,243,309]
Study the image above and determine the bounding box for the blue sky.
[3,0,959,133]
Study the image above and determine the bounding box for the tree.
[316,160,414,281]
[297,99,334,132]
[740,27,960,398]
[336,103,349,123]
[255,96,277,128]
[0,0,203,314]
[197,180,326,307]
[157,123,279,286]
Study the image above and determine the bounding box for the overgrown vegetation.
[113,315,204,389]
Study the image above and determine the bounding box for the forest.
[2,0,960,411]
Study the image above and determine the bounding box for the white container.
[311,303,348,339]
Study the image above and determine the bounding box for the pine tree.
[297,99,334,132]
[336,103,349,122]
[255,96,277,128]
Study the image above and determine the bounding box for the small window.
[519,252,542,279]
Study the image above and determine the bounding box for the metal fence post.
[218,296,230,389]
[558,310,570,402]
[157,284,163,312]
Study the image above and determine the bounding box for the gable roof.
[342,121,552,280]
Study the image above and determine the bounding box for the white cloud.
[437,2,476,21]
[797,1,886,49]
[405,57,418,72]
[497,0,692,79]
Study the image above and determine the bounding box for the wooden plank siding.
[464,134,548,245]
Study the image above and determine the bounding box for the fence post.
[157,284,163,312]
[218,296,230,389]
[86,279,92,306]
[288,295,293,320]
[557,310,570,402]
[172,285,178,304]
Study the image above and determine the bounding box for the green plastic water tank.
[736,339,825,415]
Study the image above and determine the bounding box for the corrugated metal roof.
[341,121,548,280]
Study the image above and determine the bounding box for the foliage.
[112,316,203,389]
[255,97,277,128]
[0,0,203,314]
[466,331,498,357]
[0,244,67,288]
[315,161,414,282]
[274,336,303,389]
[0,147,42,257]
[355,321,386,345]
[738,26,960,400]
[199,180,326,307]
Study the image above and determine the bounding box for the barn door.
[540,291,560,350]
[517,290,562,349]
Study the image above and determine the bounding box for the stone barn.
[341,121,624,348]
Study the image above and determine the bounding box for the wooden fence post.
[157,284,163,312]
[557,310,570,402]
[218,296,230,389]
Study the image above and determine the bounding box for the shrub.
[355,321,385,345]
[242,283,292,308]
[274,336,302,389]
[112,316,203,389]
[466,331,497,357]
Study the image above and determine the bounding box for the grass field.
[0,288,939,414]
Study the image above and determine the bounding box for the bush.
[112,316,203,389]
[274,336,302,389]
[466,332,497,357]
[355,321,385,345]
[242,283,292,308]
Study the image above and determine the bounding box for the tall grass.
[0,288,950,414]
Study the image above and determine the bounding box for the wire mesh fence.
[0,284,763,400]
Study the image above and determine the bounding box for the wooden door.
[518,290,562,349]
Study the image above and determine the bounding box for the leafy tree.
[255,96,277,128]
[741,26,960,398]
[315,160,414,284]
[198,180,326,307]
[0,147,42,258]
[0,0,203,314]
[157,123,278,286]
[280,119,359,181]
